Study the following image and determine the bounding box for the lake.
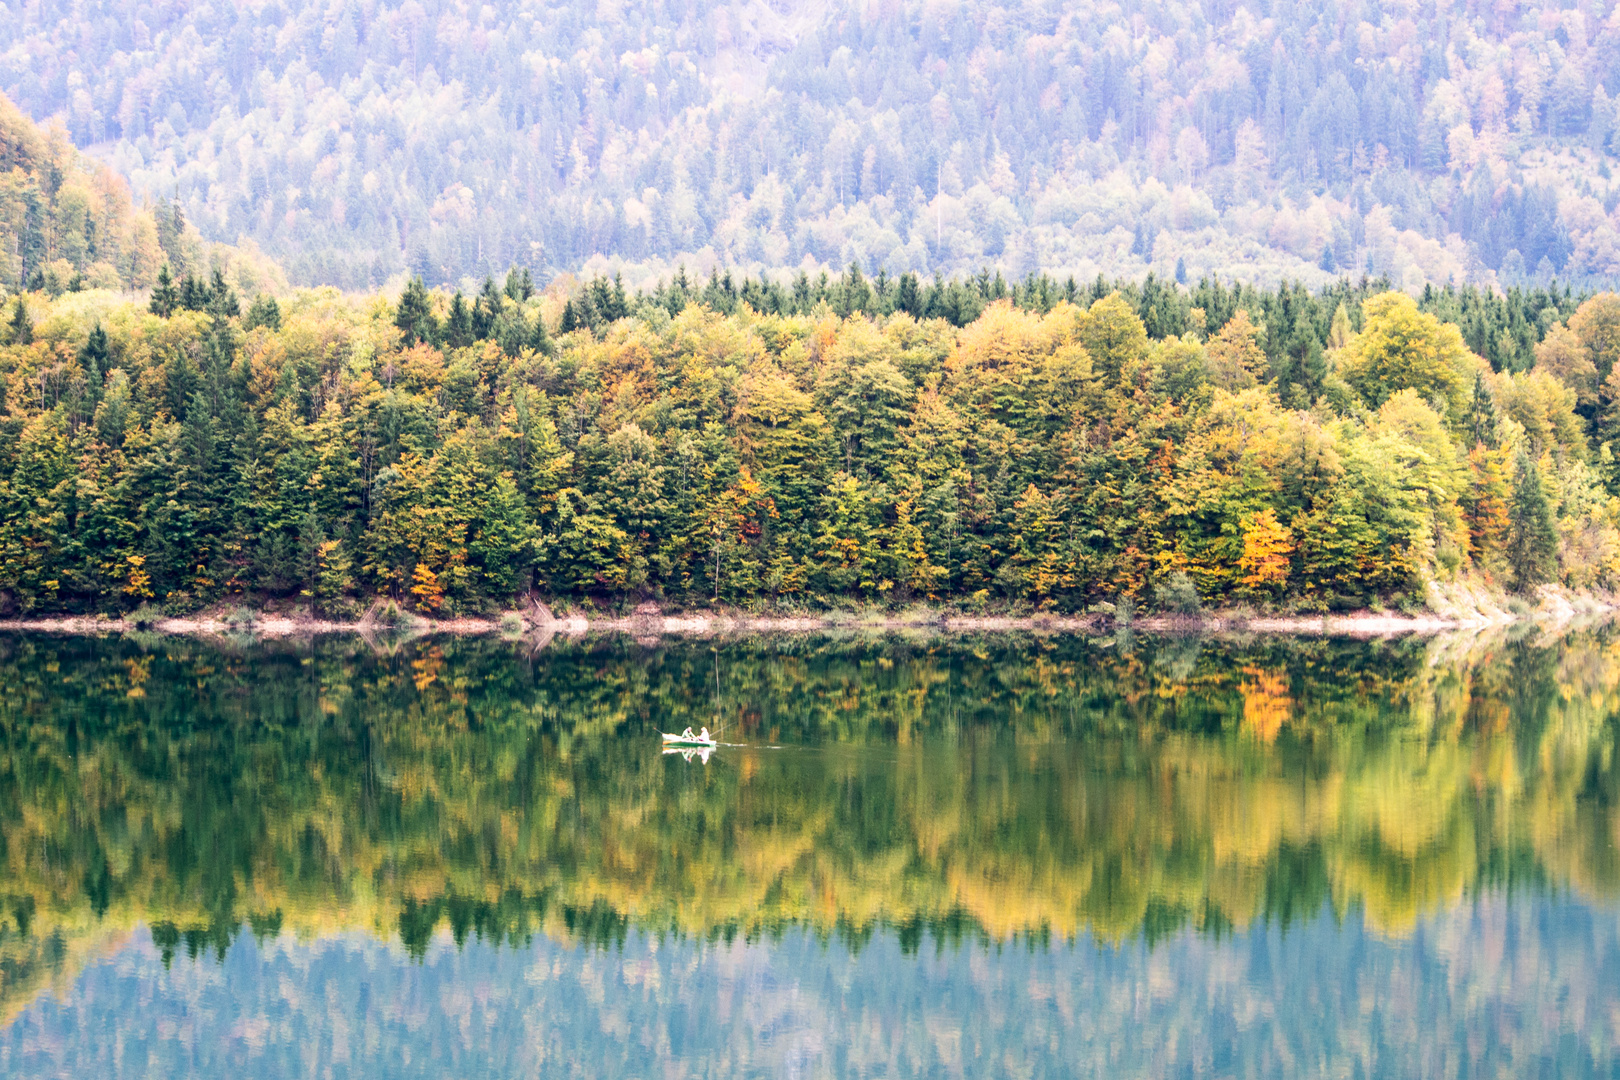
[1,627,1618,1077]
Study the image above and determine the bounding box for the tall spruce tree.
[529,311,555,355]
[207,268,240,319]
[497,311,530,358]
[1506,451,1558,591]
[149,264,179,317]
[505,267,535,302]
[1467,370,1499,448]
[395,276,437,346]
[474,277,502,339]
[179,274,208,311]
[6,297,31,344]
[445,292,474,348]
[244,294,282,331]
[79,324,110,389]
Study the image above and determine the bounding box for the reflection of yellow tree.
[6,628,1620,1020]
[1240,666,1292,742]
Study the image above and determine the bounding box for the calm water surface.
[2,628,1619,1077]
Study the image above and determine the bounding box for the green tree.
[444,292,474,348]
[313,539,355,610]
[149,264,179,317]
[5,296,30,344]
[1341,292,1475,413]
[244,294,282,331]
[298,506,325,611]
[78,323,109,391]
[529,312,555,356]
[1506,452,1558,592]
[395,276,438,346]
[505,266,535,302]
[1079,293,1149,382]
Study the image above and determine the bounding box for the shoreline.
[0,597,1592,641]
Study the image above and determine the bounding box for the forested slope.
[3,0,1619,291]
[2,244,1617,615]
[0,91,285,299]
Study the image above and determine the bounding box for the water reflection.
[7,899,1619,1078]
[1,627,1619,1035]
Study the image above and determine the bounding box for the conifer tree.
[505,266,535,302]
[896,272,921,316]
[79,324,109,388]
[180,274,208,311]
[314,540,354,610]
[395,276,438,346]
[6,296,31,344]
[497,311,529,358]
[244,294,282,331]
[610,273,628,320]
[155,198,188,272]
[529,311,555,356]
[149,264,179,317]
[207,268,240,319]
[1506,451,1558,591]
[1467,370,1499,448]
[445,292,474,348]
[474,276,502,339]
[94,369,131,446]
[1328,302,1353,349]
[575,286,602,331]
[298,507,325,613]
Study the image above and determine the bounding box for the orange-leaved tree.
[1237,508,1294,598]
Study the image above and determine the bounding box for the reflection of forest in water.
[4,626,1620,1020]
[13,899,1620,1079]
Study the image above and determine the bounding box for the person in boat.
[699,726,711,743]
[681,727,696,740]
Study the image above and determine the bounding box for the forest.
[4,80,1620,618]
[3,1,1620,292]
[0,92,284,300]
[2,248,1619,616]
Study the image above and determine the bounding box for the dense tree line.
[1,254,1617,615]
[3,2,1619,291]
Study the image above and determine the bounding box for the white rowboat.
[661,732,717,748]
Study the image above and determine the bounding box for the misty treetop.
[3,1,1619,293]
[1,256,1617,616]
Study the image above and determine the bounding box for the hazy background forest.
[4,0,1620,292]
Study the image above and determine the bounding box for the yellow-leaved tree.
[1238,508,1294,597]
[410,562,444,610]
[1340,292,1478,415]
[1203,308,1267,390]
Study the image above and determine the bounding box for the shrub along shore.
[2,265,1618,621]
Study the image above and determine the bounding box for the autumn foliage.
[3,270,1620,615]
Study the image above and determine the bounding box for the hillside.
[5,0,1620,291]
[0,92,285,297]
